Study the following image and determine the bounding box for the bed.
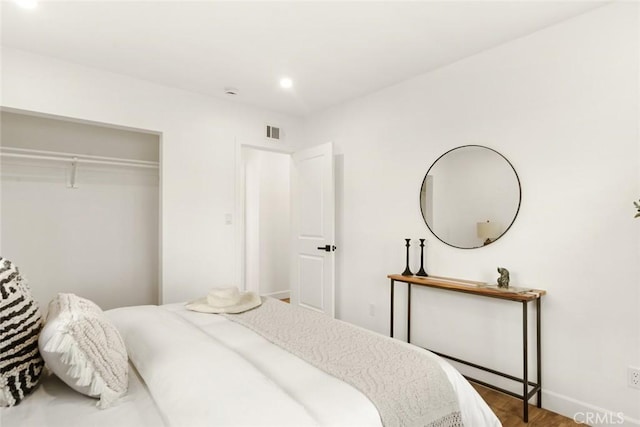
[1,298,501,427]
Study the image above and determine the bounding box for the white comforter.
[1,303,501,427]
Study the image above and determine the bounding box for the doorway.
[242,147,291,299]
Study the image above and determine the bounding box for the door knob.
[316,245,337,252]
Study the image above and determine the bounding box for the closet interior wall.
[0,111,160,311]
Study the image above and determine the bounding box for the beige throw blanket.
[225,298,464,427]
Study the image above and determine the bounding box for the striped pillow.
[0,258,44,406]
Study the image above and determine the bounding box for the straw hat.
[185,287,262,314]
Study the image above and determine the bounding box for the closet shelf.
[0,147,159,169]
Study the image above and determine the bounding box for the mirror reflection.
[420,145,521,249]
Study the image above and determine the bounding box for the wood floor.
[471,383,581,427]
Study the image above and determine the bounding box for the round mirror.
[420,145,521,249]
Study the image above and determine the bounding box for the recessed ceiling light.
[13,0,38,9]
[279,77,293,89]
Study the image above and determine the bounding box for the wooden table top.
[388,274,546,302]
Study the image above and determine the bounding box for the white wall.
[0,46,303,305]
[1,163,159,311]
[1,112,159,311]
[244,148,290,297]
[302,3,640,424]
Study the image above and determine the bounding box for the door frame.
[234,141,293,293]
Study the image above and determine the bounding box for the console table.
[388,274,545,422]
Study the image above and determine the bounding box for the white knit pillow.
[38,294,128,408]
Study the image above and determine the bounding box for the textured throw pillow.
[0,257,45,407]
[39,293,128,408]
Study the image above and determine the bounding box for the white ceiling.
[1,1,607,117]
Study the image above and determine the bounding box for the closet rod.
[0,146,158,167]
[1,147,159,166]
[0,153,159,169]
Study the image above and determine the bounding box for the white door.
[290,142,335,317]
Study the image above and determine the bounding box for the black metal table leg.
[523,301,529,423]
[407,283,411,344]
[537,297,542,408]
[390,279,395,337]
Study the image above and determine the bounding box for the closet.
[0,111,160,311]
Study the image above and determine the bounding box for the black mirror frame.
[419,145,522,249]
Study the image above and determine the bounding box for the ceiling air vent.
[266,125,281,141]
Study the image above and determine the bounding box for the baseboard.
[262,290,290,300]
[542,389,640,426]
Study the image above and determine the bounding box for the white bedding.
[1,363,164,427]
[1,303,501,427]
